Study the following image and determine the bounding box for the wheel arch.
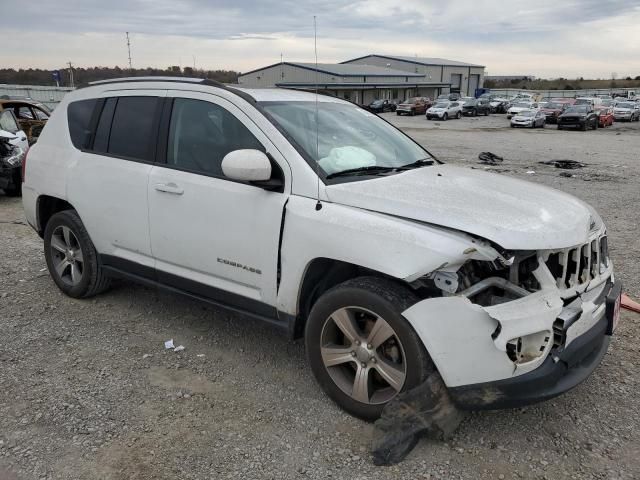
[36,195,75,237]
[291,258,405,339]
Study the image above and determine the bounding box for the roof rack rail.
[75,76,257,104]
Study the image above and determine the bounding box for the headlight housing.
[1,145,25,168]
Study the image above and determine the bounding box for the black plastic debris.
[559,172,576,178]
[478,152,504,165]
[371,373,466,466]
[538,159,586,169]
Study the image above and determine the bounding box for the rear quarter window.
[67,99,98,149]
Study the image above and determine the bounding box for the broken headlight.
[1,145,25,168]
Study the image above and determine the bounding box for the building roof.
[343,54,485,68]
[276,81,451,90]
[240,61,424,78]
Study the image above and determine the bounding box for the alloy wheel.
[50,225,84,286]
[319,306,407,405]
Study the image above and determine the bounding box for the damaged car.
[0,99,51,144]
[0,110,28,196]
[22,78,621,421]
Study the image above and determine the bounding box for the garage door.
[469,74,480,96]
[450,73,462,92]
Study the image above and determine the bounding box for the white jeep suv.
[22,78,621,420]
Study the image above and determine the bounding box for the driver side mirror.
[221,149,283,191]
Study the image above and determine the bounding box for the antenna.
[126,32,133,71]
[313,16,322,211]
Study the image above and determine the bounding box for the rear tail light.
[21,146,28,183]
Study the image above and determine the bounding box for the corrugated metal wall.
[0,84,74,109]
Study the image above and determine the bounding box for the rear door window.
[67,99,98,149]
[107,97,160,161]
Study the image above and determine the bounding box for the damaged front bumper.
[448,280,620,409]
[402,241,620,410]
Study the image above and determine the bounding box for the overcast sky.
[4,0,640,78]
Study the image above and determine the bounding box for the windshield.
[544,103,562,109]
[574,99,591,105]
[518,111,535,117]
[512,102,531,108]
[371,100,383,105]
[565,106,588,113]
[617,103,634,109]
[403,97,419,104]
[433,102,449,108]
[260,101,430,177]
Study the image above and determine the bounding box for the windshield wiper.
[396,158,435,170]
[325,165,397,179]
[325,159,435,179]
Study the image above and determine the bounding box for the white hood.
[326,165,595,250]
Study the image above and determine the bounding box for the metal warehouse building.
[238,54,485,104]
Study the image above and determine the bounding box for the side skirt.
[100,254,290,333]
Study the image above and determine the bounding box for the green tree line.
[0,66,239,86]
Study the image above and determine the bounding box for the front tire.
[44,210,111,298]
[305,277,433,421]
[456,111,462,119]
[442,113,448,121]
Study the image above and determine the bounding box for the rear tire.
[44,210,111,298]
[305,277,433,421]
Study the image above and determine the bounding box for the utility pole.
[193,55,196,71]
[68,62,74,88]
[126,32,133,71]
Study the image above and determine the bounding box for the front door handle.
[154,182,184,195]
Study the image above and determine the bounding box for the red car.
[539,102,567,123]
[597,107,615,127]
[551,98,576,106]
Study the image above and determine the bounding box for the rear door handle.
[154,182,184,195]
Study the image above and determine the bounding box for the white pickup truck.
[22,78,621,420]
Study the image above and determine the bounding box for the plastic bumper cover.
[448,280,620,410]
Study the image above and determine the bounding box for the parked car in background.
[510,110,546,128]
[396,97,429,116]
[436,93,461,102]
[426,101,463,120]
[0,124,28,197]
[600,99,615,108]
[552,98,576,106]
[597,107,615,127]
[0,99,51,144]
[367,99,397,113]
[539,102,567,123]
[507,102,538,119]
[462,98,491,116]
[481,95,510,113]
[0,109,29,153]
[557,105,599,130]
[574,97,602,109]
[613,102,640,122]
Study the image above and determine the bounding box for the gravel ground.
[1,113,639,480]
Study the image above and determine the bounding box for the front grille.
[545,235,609,290]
